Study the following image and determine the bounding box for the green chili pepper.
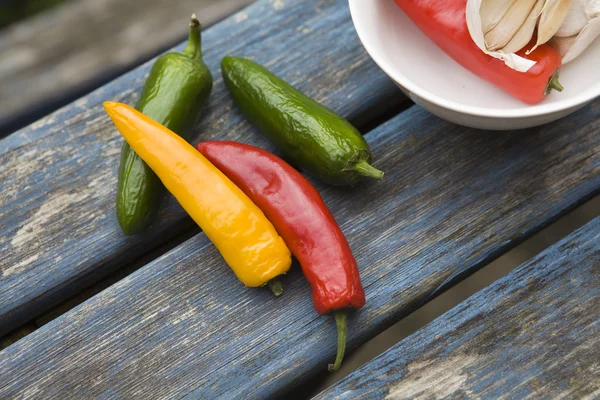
[116,15,213,235]
[220,56,383,186]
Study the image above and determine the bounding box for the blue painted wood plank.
[0,0,404,336]
[0,101,599,398]
[315,217,600,399]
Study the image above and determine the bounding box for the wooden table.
[0,0,599,398]
[0,0,254,134]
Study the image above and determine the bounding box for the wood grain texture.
[0,0,255,134]
[315,217,600,400]
[0,0,405,337]
[1,102,599,399]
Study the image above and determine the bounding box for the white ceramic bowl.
[349,0,600,130]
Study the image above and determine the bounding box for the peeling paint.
[11,191,91,250]
[235,12,248,22]
[8,149,39,179]
[2,254,40,276]
[140,311,159,324]
[74,97,90,109]
[30,115,57,131]
[170,308,197,325]
[386,355,477,399]
[0,2,598,398]
[20,384,41,399]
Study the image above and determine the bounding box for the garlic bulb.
[466,0,538,71]
[466,0,576,71]
[556,0,590,35]
[529,0,572,52]
[483,0,540,52]
[551,0,600,63]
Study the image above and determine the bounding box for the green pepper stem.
[353,160,384,180]
[328,310,348,372]
[267,278,284,296]
[183,14,202,59]
[545,69,563,95]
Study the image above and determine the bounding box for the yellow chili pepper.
[104,101,291,288]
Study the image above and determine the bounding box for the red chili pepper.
[395,0,564,104]
[196,141,365,371]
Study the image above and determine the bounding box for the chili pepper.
[116,15,213,235]
[395,0,563,104]
[220,56,383,186]
[196,140,365,372]
[104,102,292,291]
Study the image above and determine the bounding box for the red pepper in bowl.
[197,141,365,372]
[395,0,563,104]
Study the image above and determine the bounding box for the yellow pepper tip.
[103,102,137,128]
[103,101,118,119]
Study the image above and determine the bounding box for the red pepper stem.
[183,14,202,59]
[267,278,284,296]
[545,69,563,95]
[352,160,384,180]
[328,310,348,372]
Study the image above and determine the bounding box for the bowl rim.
[349,0,599,119]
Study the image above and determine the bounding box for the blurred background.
[1,0,598,397]
[0,0,65,28]
[0,0,254,135]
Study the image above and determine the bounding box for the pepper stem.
[328,310,348,372]
[545,69,563,95]
[183,14,202,59]
[267,278,284,296]
[352,160,384,180]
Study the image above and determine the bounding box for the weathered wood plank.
[0,0,255,134]
[0,0,405,337]
[1,102,598,399]
[315,218,600,400]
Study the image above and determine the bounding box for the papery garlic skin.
[466,0,537,71]
[552,0,600,63]
[468,0,598,69]
[481,0,519,33]
[529,0,572,53]
[503,0,546,52]
[556,0,589,35]
[485,0,538,51]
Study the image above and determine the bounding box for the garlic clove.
[586,0,600,19]
[560,16,600,62]
[467,0,538,71]
[503,0,547,52]
[484,0,539,50]
[529,0,573,53]
[470,0,599,66]
[555,0,589,36]
[551,0,600,63]
[481,0,519,33]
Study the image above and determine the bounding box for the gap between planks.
[0,0,411,338]
[1,186,597,397]
[304,194,600,397]
[0,102,413,351]
[1,193,598,396]
[0,99,598,398]
[313,215,600,399]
